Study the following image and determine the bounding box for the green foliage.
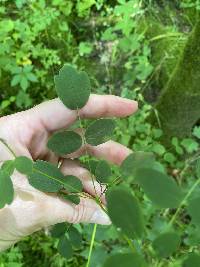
[47,131,82,156]
[182,253,200,267]
[14,156,33,175]
[0,170,14,209]
[103,253,146,267]
[187,197,200,228]
[95,160,112,183]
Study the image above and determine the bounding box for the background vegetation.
[0,0,200,266]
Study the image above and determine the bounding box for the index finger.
[25,94,138,133]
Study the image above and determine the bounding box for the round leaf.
[15,156,33,175]
[152,232,181,258]
[57,235,73,259]
[95,160,111,183]
[135,168,183,208]
[1,160,15,176]
[47,131,82,156]
[0,170,14,209]
[64,175,83,193]
[51,223,68,238]
[85,119,116,146]
[104,253,146,267]
[106,187,144,238]
[54,65,91,110]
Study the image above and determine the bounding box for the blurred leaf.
[1,160,15,176]
[106,187,144,238]
[187,197,200,228]
[51,223,68,238]
[57,235,73,259]
[95,160,112,183]
[193,126,200,139]
[59,193,80,205]
[0,170,14,208]
[103,253,146,267]
[152,232,181,258]
[135,168,183,208]
[47,131,82,156]
[68,226,82,249]
[15,156,33,175]
[183,253,200,267]
[54,65,91,110]
[85,119,116,146]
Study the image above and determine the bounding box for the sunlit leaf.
[85,119,116,146]
[54,65,91,110]
[47,131,82,156]
[103,253,146,267]
[57,235,73,259]
[183,253,200,267]
[51,223,68,238]
[15,156,33,175]
[0,170,14,208]
[187,197,200,228]
[95,160,111,183]
[135,168,183,208]
[106,187,144,238]
[152,232,181,258]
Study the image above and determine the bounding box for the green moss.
[153,17,200,138]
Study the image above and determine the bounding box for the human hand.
[0,94,137,251]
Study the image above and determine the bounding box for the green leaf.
[59,193,80,205]
[0,170,14,209]
[85,119,116,146]
[47,131,82,156]
[103,253,146,267]
[51,223,68,238]
[82,159,98,175]
[193,126,200,139]
[182,253,200,267]
[54,65,91,110]
[152,232,181,258]
[135,168,183,208]
[63,175,83,193]
[196,159,200,178]
[15,156,33,175]
[68,226,82,249]
[106,187,144,238]
[187,197,200,228]
[120,152,155,178]
[57,235,73,259]
[1,160,15,176]
[28,160,64,192]
[95,160,111,183]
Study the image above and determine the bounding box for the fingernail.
[91,209,111,225]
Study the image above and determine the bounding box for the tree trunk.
[151,17,200,139]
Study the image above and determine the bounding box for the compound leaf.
[85,119,116,146]
[135,168,183,208]
[106,187,144,238]
[103,253,146,267]
[152,232,181,258]
[0,170,14,209]
[55,65,91,110]
[47,131,82,156]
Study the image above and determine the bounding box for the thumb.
[45,195,111,226]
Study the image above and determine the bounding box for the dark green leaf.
[54,65,91,110]
[28,160,64,192]
[64,175,83,193]
[120,152,155,178]
[82,160,98,175]
[59,193,80,205]
[95,160,111,183]
[68,226,82,249]
[135,168,183,208]
[196,159,200,178]
[183,253,200,267]
[187,197,200,228]
[152,232,181,258]
[85,119,116,146]
[15,156,33,175]
[47,131,82,156]
[51,223,68,238]
[1,160,15,176]
[0,170,14,209]
[104,253,146,267]
[57,235,73,259]
[106,187,144,238]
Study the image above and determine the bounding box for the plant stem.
[86,224,97,267]
[0,138,16,158]
[123,235,136,254]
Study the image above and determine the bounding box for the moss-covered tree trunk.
[151,18,200,138]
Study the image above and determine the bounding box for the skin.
[0,95,138,251]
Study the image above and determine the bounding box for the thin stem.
[168,177,200,228]
[123,235,135,254]
[86,224,97,267]
[0,138,16,158]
